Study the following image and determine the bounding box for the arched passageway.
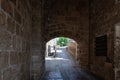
[0,0,120,80]
[41,37,97,80]
[45,37,78,59]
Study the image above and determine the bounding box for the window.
[95,35,107,56]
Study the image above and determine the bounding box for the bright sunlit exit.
[45,37,77,58]
[42,37,85,80]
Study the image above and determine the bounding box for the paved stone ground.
[41,47,98,80]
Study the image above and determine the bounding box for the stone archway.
[42,36,91,80]
[45,37,78,60]
[44,30,89,69]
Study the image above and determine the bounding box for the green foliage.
[57,37,68,46]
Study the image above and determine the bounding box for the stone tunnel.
[0,0,120,80]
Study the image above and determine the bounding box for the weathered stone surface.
[0,52,9,69]
[12,35,17,50]
[0,0,31,80]
[9,0,16,5]
[3,68,11,80]
[114,25,120,80]
[89,0,119,80]
[0,71,2,80]
[7,16,15,33]
[0,11,6,28]
[67,42,77,59]
[14,9,21,24]
[1,0,14,16]
[0,30,12,50]
[116,70,120,80]
[10,52,19,65]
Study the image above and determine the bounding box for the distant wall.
[67,42,77,59]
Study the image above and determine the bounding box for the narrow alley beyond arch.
[42,47,98,80]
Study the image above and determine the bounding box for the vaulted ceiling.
[31,0,89,42]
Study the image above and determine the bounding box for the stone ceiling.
[31,0,89,41]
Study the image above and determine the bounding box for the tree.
[57,37,68,47]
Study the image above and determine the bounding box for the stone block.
[14,9,21,24]
[0,52,9,69]
[16,23,21,36]
[7,16,15,34]
[1,0,14,16]
[0,30,12,50]
[19,52,29,63]
[10,52,19,65]
[3,68,11,80]
[0,11,6,28]
[16,37,22,52]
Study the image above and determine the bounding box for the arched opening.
[41,37,97,80]
[45,37,78,60]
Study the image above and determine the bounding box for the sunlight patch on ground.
[45,57,69,61]
[58,46,67,48]
[56,50,63,53]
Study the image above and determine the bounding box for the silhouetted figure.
[48,45,51,56]
[53,45,56,58]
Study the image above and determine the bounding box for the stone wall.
[114,24,120,80]
[0,0,32,80]
[30,0,45,80]
[30,26,45,80]
[90,0,120,80]
[67,42,77,59]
